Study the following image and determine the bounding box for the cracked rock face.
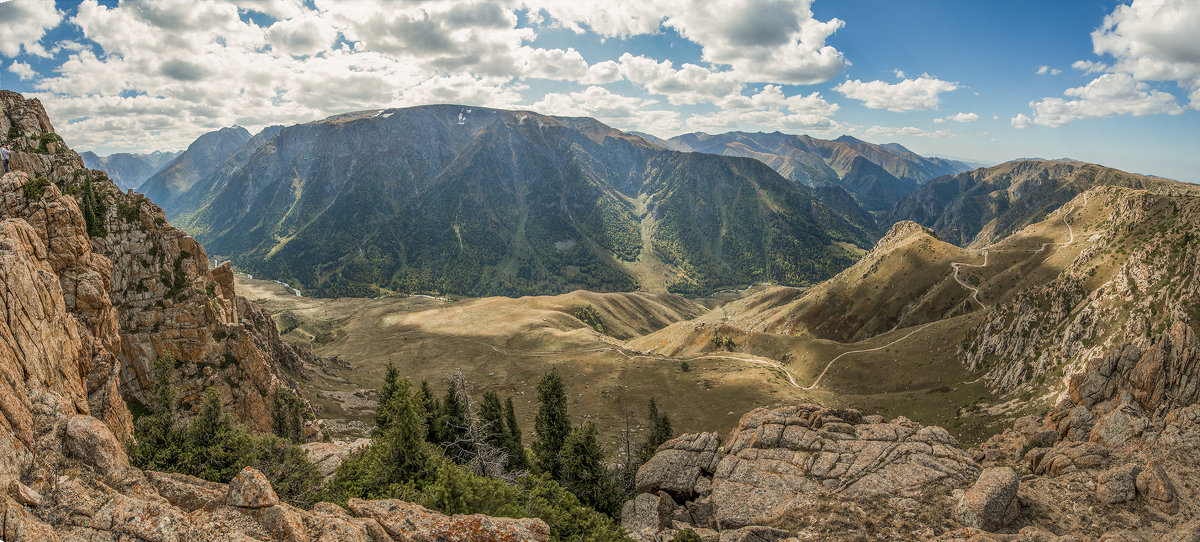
[0,90,314,435]
[625,404,981,540]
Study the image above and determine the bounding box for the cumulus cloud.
[617,53,742,105]
[529,86,681,134]
[1010,113,1033,129]
[0,0,62,57]
[1028,73,1183,127]
[686,85,842,133]
[1036,65,1062,75]
[8,61,36,81]
[863,125,955,139]
[529,0,848,85]
[933,112,979,124]
[833,74,959,112]
[1091,0,1200,107]
[1071,60,1109,74]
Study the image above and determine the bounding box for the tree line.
[127,356,677,542]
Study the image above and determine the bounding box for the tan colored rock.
[7,480,42,507]
[1095,464,1140,504]
[347,497,550,541]
[302,438,371,483]
[956,467,1019,532]
[226,467,279,509]
[708,404,979,529]
[634,432,721,499]
[0,495,61,542]
[65,414,129,477]
[146,471,225,512]
[1135,461,1177,513]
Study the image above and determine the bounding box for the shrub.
[127,357,320,505]
[117,200,141,223]
[21,176,52,201]
[674,529,702,542]
[572,304,606,334]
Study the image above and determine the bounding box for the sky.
[0,0,1197,182]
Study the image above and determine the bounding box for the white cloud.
[1071,60,1109,74]
[1010,113,1033,129]
[833,74,959,112]
[863,125,956,139]
[8,61,36,81]
[0,0,62,57]
[1028,72,1184,127]
[1036,65,1062,75]
[894,69,906,79]
[529,86,681,134]
[933,112,979,124]
[267,11,339,56]
[686,85,842,133]
[617,53,742,105]
[529,0,848,85]
[1085,0,1200,108]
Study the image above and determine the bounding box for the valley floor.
[238,276,1015,448]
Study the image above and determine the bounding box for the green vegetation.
[533,369,572,480]
[128,355,321,504]
[573,304,606,334]
[321,365,634,541]
[79,180,107,238]
[710,334,736,351]
[116,198,143,224]
[21,176,52,201]
[673,529,702,542]
[36,132,62,154]
[637,398,673,463]
[271,387,310,443]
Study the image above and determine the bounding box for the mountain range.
[139,126,253,213]
[79,149,181,190]
[163,106,882,297]
[664,131,972,212]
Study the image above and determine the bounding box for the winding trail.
[801,322,936,390]
[362,203,1085,394]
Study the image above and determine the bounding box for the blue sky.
[1,0,1197,182]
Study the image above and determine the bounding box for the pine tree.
[560,421,612,514]
[438,381,468,449]
[478,391,506,449]
[379,377,430,482]
[272,386,308,443]
[504,397,529,471]
[374,362,401,432]
[416,379,440,442]
[532,369,571,479]
[638,397,673,463]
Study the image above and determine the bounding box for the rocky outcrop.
[956,467,1019,531]
[302,438,372,483]
[1,90,314,435]
[962,186,1200,395]
[624,404,981,540]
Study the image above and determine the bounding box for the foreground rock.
[624,404,981,540]
[956,467,1018,531]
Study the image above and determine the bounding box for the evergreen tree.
[560,422,615,515]
[504,397,529,471]
[638,397,673,463]
[374,362,401,432]
[478,391,506,449]
[149,354,179,418]
[379,377,430,483]
[271,386,308,443]
[416,379,440,442]
[532,369,571,479]
[438,381,468,450]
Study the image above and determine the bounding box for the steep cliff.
[0,90,306,433]
[961,186,1200,396]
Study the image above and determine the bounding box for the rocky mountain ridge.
[139,126,252,214]
[79,150,180,191]
[888,159,1189,247]
[1,89,546,541]
[171,104,876,298]
[0,90,308,433]
[665,131,971,212]
[624,315,1200,540]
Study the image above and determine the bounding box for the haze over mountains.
[79,149,180,190]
